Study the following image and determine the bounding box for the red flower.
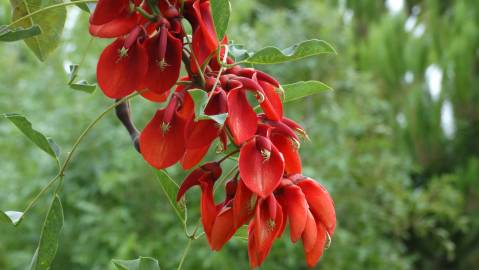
[239,136,285,198]
[248,195,284,268]
[139,89,194,169]
[142,18,183,95]
[96,27,148,99]
[89,0,141,38]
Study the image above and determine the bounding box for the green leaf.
[283,80,333,103]
[244,39,336,65]
[153,170,186,226]
[228,44,251,62]
[0,24,42,42]
[0,211,23,225]
[210,0,231,40]
[112,257,161,270]
[29,195,64,270]
[3,113,60,159]
[188,89,228,125]
[201,113,228,125]
[188,89,208,119]
[75,0,91,13]
[9,0,67,61]
[68,64,79,84]
[70,81,97,94]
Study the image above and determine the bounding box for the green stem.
[177,239,193,270]
[16,92,141,226]
[8,0,98,28]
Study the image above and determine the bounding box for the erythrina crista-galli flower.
[91,0,336,268]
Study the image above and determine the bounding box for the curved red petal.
[97,39,148,98]
[305,222,328,268]
[139,110,186,169]
[276,184,308,243]
[143,32,183,94]
[227,89,257,145]
[176,169,204,201]
[180,144,211,170]
[249,197,284,267]
[257,79,283,121]
[89,16,138,38]
[271,133,302,174]
[184,118,220,149]
[233,179,256,227]
[140,90,169,103]
[210,207,237,251]
[201,181,217,240]
[239,138,284,198]
[90,0,130,25]
[297,179,336,236]
[301,211,318,252]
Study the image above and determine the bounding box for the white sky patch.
[396,113,406,128]
[413,23,426,37]
[425,64,443,101]
[441,100,456,139]
[386,0,404,14]
[404,71,414,84]
[64,7,81,37]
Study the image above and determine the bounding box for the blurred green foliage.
[1,0,478,269]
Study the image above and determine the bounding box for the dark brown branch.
[115,99,140,153]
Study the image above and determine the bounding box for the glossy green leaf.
[3,113,60,159]
[200,113,228,125]
[0,24,41,42]
[0,211,23,225]
[244,39,336,65]
[9,0,67,61]
[188,89,228,125]
[75,3,92,13]
[210,0,231,40]
[228,44,251,62]
[70,81,97,94]
[29,195,64,270]
[283,80,332,103]
[188,89,208,119]
[153,170,186,225]
[112,257,161,270]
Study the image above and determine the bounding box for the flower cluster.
[91,0,335,268]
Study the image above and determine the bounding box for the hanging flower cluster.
[91,0,335,268]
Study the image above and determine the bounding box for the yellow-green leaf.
[283,80,333,103]
[29,195,64,270]
[9,0,67,61]
[244,39,336,65]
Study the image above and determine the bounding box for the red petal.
[249,197,284,268]
[276,184,308,242]
[239,138,284,198]
[176,169,204,201]
[297,179,336,236]
[301,211,317,252]
[90,0,130,25]
[257,78,283,121]
[140,90,169,103]
[97,39,148,98]
[139,110,186,169]
[209,207,237,251]
[271,133,302,174]
[89,16,138,38]
[180,144,211,170]
[143,32,183,94]
[305,222,328,268]
[201,181,217,239]
[184,118,220,149]
[226,89,257,145]
[233,179,256,227]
